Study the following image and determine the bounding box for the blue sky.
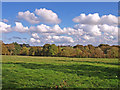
[1,2,118,46]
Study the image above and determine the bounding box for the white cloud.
[18,11,40,24]
[83,35,91,40]
[53,36,74,43]
[30,24,84,36]
[30,24,64,34]
[35,8,61,24]
[17,8,61,24]
[46,35,74,43]
[73,13,118,25]
[13,22,29,32]
[36,24,51,33]
[52,25,63,33]
[110,36,114,39]
[36,39,41,43]
[0,22,11,33]
[63,27,84,36]
[74,24,101,36]
[98,24,118,36]
[2,12,118,45]
[47,35,52,39]
[73,13,100,25]
[72,13,118,45]
[30,38,36,43]
[32,33,40,38]
[73,24,118,45]
[100,14,118,25]
[28,22,118,45]
[30,38,40,43]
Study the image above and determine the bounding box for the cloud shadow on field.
[55,60,120,66]
[3,62,119,79]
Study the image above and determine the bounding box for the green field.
[2,55,119,88]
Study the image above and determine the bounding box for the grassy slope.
[2,55,119,88]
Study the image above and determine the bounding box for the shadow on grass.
[2,68,51,89]
[2,83,19,89]
[3,62,119,79]
[55,60,119,65]
[3,84,51,89]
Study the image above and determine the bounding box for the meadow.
[2,55,119,88]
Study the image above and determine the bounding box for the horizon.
[1,40,119,47]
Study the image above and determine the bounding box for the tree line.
[1,41,119,58]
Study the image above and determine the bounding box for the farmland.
[2,55,119,88]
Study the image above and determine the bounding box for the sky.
[0,2,118,46]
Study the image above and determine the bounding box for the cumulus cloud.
[13,22,29,32]
[0,22,11,33]
[2,11,118,45]
[30,24,63,34]
[35,8,61,24]
[17,8,61,24]
[74,24,101,36]
[73,13,118,25]
[29,25,75,44]
[32,33,40,38]
[98,24,118,39]
[72,13,118,45]
[1,21,117,45]
[18,11,40,24]
[28,22,118,45]
[0,22,30,33]
[73,13,100,25]
[82,35,92,40]
[36,24,51,33]
[30,24,84,36]
[63,27,84,36]
[73,24,118,45]
[43,35,74,44]
[52,36,74,43]
[100,14,118,25]
[30,38,40,43]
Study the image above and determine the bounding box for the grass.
[2,55,119,88]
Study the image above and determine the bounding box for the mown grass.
[2,55,119,88]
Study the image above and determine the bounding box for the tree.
[13,42,21,55]
[2,43,9,55]
[106,47,118,58]
[93,47,105,58]
[48,44,58,56]
[6,43,15,55]
[60,47,76,57]
[20,46,29,55]
[73,45,84,49]
[42,44,51,56]
[74,48,82,58]
[29,46,42,56]
[57,46,62,56]
[1,41,119,58]
[98,44,110,47]
[29,47,34,56]
[87,45,95,58]
[35,47,42,56]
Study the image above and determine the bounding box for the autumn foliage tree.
[1,41,119,58]
[12,42,21,55]
[47,44,58,56]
